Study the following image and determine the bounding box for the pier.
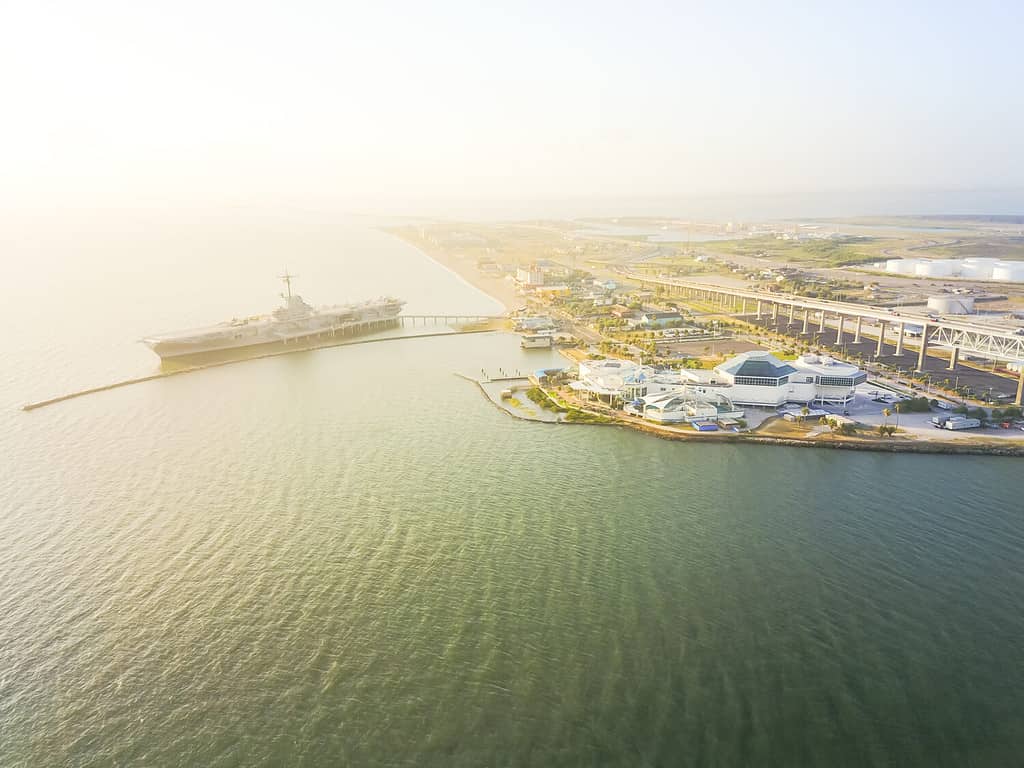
[22,318,504,412]
[400,315,505,326]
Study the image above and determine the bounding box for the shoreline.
[384,227,521,312]
[403,225,1024,459]
[460,376,1024,458]
[509,395,1024,457]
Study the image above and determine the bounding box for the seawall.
[23,329,497,412]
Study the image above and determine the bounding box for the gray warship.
[143,273,404,359]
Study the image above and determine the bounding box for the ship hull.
[146,316,401,359]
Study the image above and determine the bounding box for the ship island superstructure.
[143,273,405,359]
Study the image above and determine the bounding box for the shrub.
[564,409,614,424]
[526,387,567,412]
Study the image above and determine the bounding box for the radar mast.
[279,271,298,300]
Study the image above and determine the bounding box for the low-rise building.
[570,359,744,424]
[515,265,545,286]
[680,351,865,407]
[534,284,572,299]
[633,388,743,424]
[513,316,555,332]
[639,311,685,328]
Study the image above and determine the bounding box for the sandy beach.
[385,228,522,313]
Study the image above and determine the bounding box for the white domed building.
[680,351,866,407]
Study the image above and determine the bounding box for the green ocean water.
[1,212,1023,766]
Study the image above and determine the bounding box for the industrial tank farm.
[882,257,1024,282]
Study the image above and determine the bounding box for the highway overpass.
[627,272,1024,405]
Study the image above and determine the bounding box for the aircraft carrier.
[143,273,404,359]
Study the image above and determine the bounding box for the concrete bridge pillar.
[916,324,931,371]
[756,301,763,319]
[741,298,748,315]
[772,304,779,322]
[853,316,863,344]
[876,321,887,357]
[788,304,795,324]
[818,311,826,333]
[1017,367,1024,407]
[948,346,959,371]
[836,314,845,344]
[895,322,905,356]
[801,309,810,335]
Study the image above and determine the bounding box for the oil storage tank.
[927,295,975,314]
[915,259,959,278]
[960,257,998,279]
[885,258,919,274]
[992,261,1024,282]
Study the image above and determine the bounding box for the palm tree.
[882,408,891,430]
[799,405,810,424]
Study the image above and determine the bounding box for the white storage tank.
[992,261,1024,282]
[915,259,959,278]
[960,257,998,279]
[885,258,919,274]
[927,295,975,314]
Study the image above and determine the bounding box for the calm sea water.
[2,211,1023,767]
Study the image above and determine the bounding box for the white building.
[790,354,868,406]
[573,359,675,402]
[680,351,866,407]
[515,265,545,286]
[572,359,743,423]
[633,388,742,424]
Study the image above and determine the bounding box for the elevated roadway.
[627,272,1024,404]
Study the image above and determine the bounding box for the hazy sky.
[3,0,1022,215]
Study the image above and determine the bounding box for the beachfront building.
[633,388,743,424]
[790,354,867,406]
[572,359,683,404]
[680,351,865,407]
[573,359,650,403]
[571,359,744,423]
[533,285,572,299]
[515,265,545,286]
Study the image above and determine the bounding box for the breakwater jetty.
[23,328,497,412]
